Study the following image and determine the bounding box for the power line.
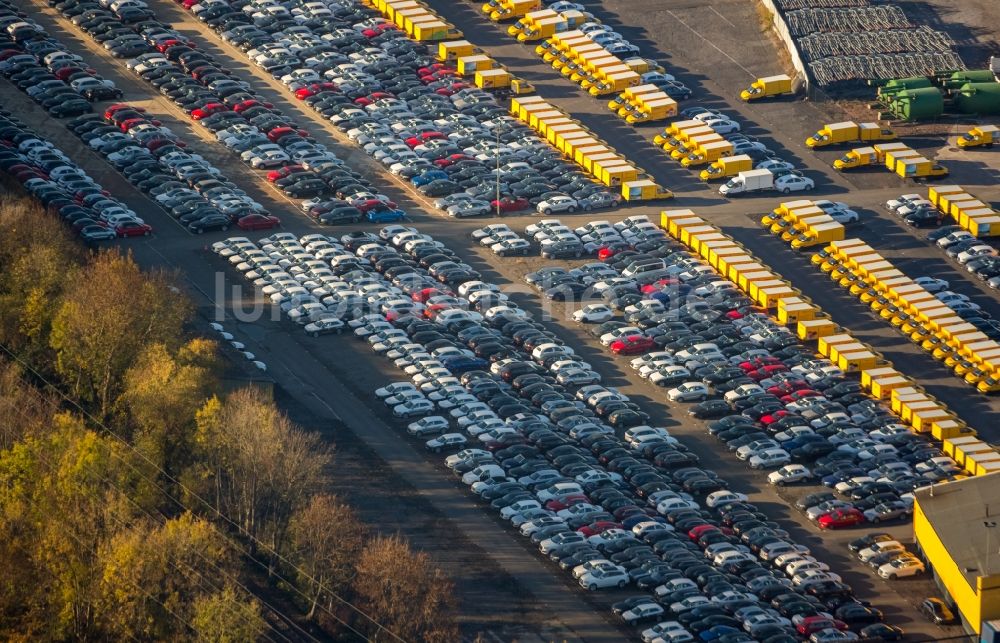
[0,343,396,642]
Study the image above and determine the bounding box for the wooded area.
[0,191,458,641]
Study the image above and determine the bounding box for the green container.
[950,70,997,84]
[889,87,944,121]
[954,82,1000,115]
[879,76,933,97]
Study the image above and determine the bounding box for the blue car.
[366,207,406,223]
[411,169,448,186]
[441,356,489,374]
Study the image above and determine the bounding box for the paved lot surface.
[24,0,1000,640]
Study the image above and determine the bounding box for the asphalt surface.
[22,0,1000,640]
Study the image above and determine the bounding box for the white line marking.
[665,9,756,79]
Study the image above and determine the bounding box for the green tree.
[49,251,189,417]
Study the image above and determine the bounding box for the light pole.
[986,521,997,574]
[495,126,501,217]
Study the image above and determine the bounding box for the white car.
[391,399,434,418]
[768,464,813,485]
[667,382,710,402]
[573,304,614,323]
[857,540,905,563]
[304,317,344,336]
[374,382,417,399]
[578,566,629,590]
[957,245,997,264]
[914,276,949,293]
[705,491,748,509]
[878,556,925,579]
[536,196,579,215]
[775,174,815,193]
[623,602,667,625]
[471,224,511,241]
[406,416,449,436]
[885,193,922,212]
[748,448,791,469]
[642,622,691,643]
[425,433,468,453]
[572,559,616,579]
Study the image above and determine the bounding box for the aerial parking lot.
[4,0,1000,639]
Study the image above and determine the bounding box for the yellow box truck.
[806,121,896,148]
[700,154,752,181]
[957,125,997,149]
[680,140,733,167]
[740,74,793,101]
[833,147,877,171]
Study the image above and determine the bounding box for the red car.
[267,126,308,143]
[266,165,305,182]
[118,117,153,132]
[354,198,398,213]
[433,153,474,168]
[747,365,789,381]
[433,82,469,96]
[817,508,865,530]
[295,82,338,99]
[797,617,848,636]
[597,246,618,261]
[104,103,141,120]
[687,524,718,541]
[237,214,281,230]
[233,99,273,113]
[577,521,621,537]
[641,278,679,294]
[116,221,152,237]
[191,103,227,120]
[544,494,589,511]
[412,287,448,303]
[491,196,529,213]
[780,389,821,404]
[404,131,446,148]
[353,91,394,107]
[767,380,810,396]
[759,410,790,426]
[610,334,655,355]
[738,357,783,372]
[417,62,451,76]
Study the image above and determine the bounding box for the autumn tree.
[192,584,267,643]
[0,193,83,357]
[352,535,459,643]
[97,512,237,641]
[49,251,190,417]
[120,339,220,477]
[0,412,138,640]
[0,360,55,451]
[289,493,367,619]
[191,388,330,559]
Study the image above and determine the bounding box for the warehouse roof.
[915,473,1000,583]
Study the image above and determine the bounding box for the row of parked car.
[66,103,280,234]
[210,222,904,641]
[51,0,406,225]
[0,109,150,239]
[0,2,123,118]
[176,0,619,216]
[887,195,1000,294]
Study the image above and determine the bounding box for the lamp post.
[986,521,997,574]
[495,126,501,217]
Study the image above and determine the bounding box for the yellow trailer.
[457,54,495,76]
[438,40,476,61]
[895,157,949,179]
